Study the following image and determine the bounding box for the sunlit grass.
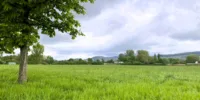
[0,65,200,100]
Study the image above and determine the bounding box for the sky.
[26,0,200,60]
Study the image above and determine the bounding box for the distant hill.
[160,51,200,59]
[91,51,200,61]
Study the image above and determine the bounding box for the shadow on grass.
[159,74,190,84]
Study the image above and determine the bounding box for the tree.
[0,51,2,57]
[153,54,157,63]
[137,50,149,64]
[28,44,44,64]
[125,50,135,62]
[101,59,105,64]
[157,54,162,63]
[118,53,127,62]
[148,56,154,64]
[0,51,3,64]
[0,0,94,83]
[106,59,114,63]
[161,58,169,65]
[77,58,87,65]
[87,58,93,64]
[92,59,104,65]
[186,54,199,63]
[169,58,180,64]
[45,56,54,65]
[1,55,20,64]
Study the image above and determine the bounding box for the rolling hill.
[160,51,200,59]
[91,51,200,61]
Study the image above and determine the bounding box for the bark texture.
[18,46,28,84]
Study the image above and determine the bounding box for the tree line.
[118,50,200,65]
[0,44,107,65]
[0,48,199,65]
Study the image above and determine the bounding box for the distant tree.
[0,51,2,58]
[0,52,3,64]
[92,59,104,65]
[161,58,170,65]
[157,54,161,63]
[1,55,19,64]
[77,58,87,65]
[96,59,101,63]
[28,44,44,64]
[186,54,199,63]
[45,56,54,65]
[148,56,154,64]
[137,50,149,64]
[87,58,93,64]
[157,54,162,63]
[68,58,75,65]
[68,58,74,62]
[153,54,157,63]
[118,53,127,62]
[125,50,135,62]
[0,0,94,83]
[169,58,180,64]
[101,59,105,64]
[106,59,114,63]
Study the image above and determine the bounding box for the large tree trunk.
[18,46,28,84]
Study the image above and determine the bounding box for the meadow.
[0,65,200,100]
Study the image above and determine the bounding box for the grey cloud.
[39,31,74,45]
[39,0,200,59]
[40,0,123,45]
[76,0,122,20]
[103,35,157,54]
[170,29,200,41]
[144,12,176,36]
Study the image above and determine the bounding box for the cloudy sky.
[38,0,200,60]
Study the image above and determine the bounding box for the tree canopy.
[0,0,94,83]
[28,44,44,64]
[186,54,199,63]
[0,0,94,53]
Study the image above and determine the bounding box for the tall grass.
[0,65,200,100]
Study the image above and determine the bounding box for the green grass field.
[0,65,200,100]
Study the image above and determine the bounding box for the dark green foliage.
[44,56,54,65]
[0,0,94,53]
[1,55,20,64]
[136,50,149,64]
[154,54,157,63]
[0,0,95,52]
[118,50,135,64]
[0,60,4,64]
[125,50,135,62]
[186,54,199,63]
[28,44,44,64]
[118,53,127,62]
[157,54,162,63]
[92,59,104,65]
[87,58,93,64]
[101,59,105,63]
[106,59,114,63]
[0,52,3,64]
[148,56,155,64]
[0,0,94,83]
[169,58,180,64]
[160,58,170,65]
[131,61,143,65]
[118,50,185,65]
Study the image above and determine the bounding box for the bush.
[133,61,143,65]
[0,60,4,64]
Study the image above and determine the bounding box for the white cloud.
[37,0,200,59]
